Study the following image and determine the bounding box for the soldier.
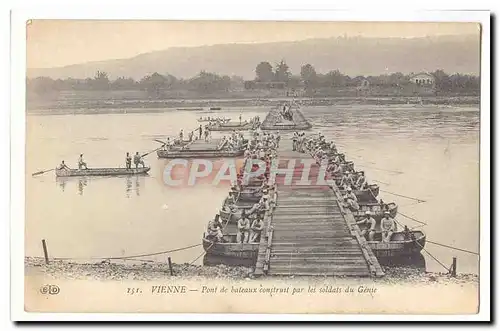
[57,160,70,170]
[356,210,377,241]
[78,154,88,170]
[381,211,396,243]
[133,152,145,169]
[207,215,224,242]
[125,152,132,169]
[250,215,265,243]
[236,211,251,243]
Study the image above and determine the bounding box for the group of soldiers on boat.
[57,152,147,172]
[217,131,247,151]
[205,130,281,245]
[198,116,230,123]
[279,103,294,121]
[301,132,400,243]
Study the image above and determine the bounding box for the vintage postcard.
[11,8,490,321]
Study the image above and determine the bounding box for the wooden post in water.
[167,257,173,276]
[451,257,457,277]
[41,239,49,264]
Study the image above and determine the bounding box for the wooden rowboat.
[202,221,260,266]
[207,121,257,131]
[202,236,259,264]
[55,167,150,177]
[365,231,426,258]
[339,184,379,202]
[197,118,230,123]
[238,189,263,202]
[157,148,244,159]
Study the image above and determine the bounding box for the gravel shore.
[25,257,478,285]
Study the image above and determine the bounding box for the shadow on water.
[56,175,143,197]
[377,253,426,271]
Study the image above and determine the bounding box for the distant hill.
[27,35,480,80]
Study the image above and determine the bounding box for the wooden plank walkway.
[255,136,384,277]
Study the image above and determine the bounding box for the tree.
[139,72,166,97]
[27,76,55,94]
[111,76,137,90]
[324,70,347,87]
[274,60,291,83]
[93,70,110,90]
[255,62,274,82]
[432,69,452,93]
[300,64,317,90]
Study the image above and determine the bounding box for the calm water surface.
[26,105,480,273]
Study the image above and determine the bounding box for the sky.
[26,20,480,69]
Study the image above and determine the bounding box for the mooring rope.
[392,218,450,273]
[398,212,427,226]
[426,240,479,256]
[379,189,426,203]
[52,243,202,261]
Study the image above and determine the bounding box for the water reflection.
[56,177,89,195]
[78,177,88,195]
[125,176,141,198]
[56,175,143,197]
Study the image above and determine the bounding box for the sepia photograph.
[10,9,490,320]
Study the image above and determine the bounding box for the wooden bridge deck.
[255,137,384,277]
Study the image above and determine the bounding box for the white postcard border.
[9,6,491,322]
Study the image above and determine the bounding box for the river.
[25,105,480,274]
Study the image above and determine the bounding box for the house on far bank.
[409,72,435,87]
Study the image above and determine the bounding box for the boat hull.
[202,237,259,266]
[157,149,244,159]
[55,167,150,177]
[366,231,426,258]
[207,124,255,131]
[340,184,379,202]
[237,189,263,202]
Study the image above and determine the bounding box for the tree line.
[27,61,480,95]
[27,71,240,96]
[253,60,479,93]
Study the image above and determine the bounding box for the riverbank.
[25,257,478,285]
[26,95,479,114]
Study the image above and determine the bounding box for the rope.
[419,242,452,273]
[426,240,479,256]
[355,163,404,175]
[372,179,389,185]
[379,189,426,203]
[392,218,450,273]
[181,244,213,271]
[398,212,427,226]
[52,243,202,261]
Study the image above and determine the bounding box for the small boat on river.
[202,236,259,266]
[207,121,258,132]
[197,117,230,123]
[55,167,150,177]
[339,184,379,202]
[202,222,260,266]
[356,222,426,258]
[157,148,244,159]
[367,230,426,258]
[238,188,263,202]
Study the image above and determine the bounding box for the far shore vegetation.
[27,61,480,110]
